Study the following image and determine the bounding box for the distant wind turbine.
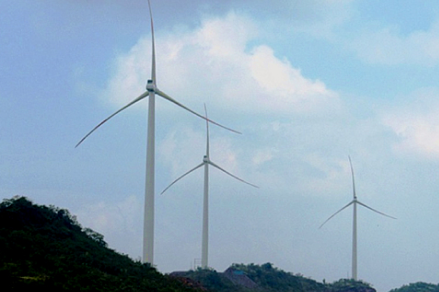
[161,105,258,269]
[319,156,396,280]
[76,0,238,265]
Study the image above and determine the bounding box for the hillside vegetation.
[0,196,198,291]
[0,196,437,292]
[176,264,375,292]
[389,282,439,292]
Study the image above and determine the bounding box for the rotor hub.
[146,80,156,92]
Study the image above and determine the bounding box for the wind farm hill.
[171,264,376,292]
[0,196,198,291]
[0,196,432,292]
[389,283,439,292]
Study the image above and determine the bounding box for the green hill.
[1,195,415,292]
[0,196,199,291]
[171,263,375,292]
[389,282,439,292]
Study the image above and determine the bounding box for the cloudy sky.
[2,0,439,291]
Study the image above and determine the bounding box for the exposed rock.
[223,267,258,289]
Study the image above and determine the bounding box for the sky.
[2,0,439,291]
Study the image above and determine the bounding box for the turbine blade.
[147,0,156,82]
[319,201,354,229]
[209,161,259,188]
[348,156,357,199]
[204,104,210,158]
[356,200,397,219]
[161,162,205,194]
[75,91,149,147]
[155,89,241,134]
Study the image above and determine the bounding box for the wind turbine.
[76,0,238,265]
[161,105,258,269]
[319,156,396,280]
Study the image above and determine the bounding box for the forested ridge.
[0,196,437,292]
[0,196,198,291]
[177,264,375,292]
[389,283,439,292]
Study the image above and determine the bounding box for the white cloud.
[383,88,439,158]
[102,12,338,115]
[99,12,342,196]
[196,12,256,58]
[105,39,149,107]
[248,45,336,112]
[352,21,439,65]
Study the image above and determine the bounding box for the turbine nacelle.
[203,155,209,163]
[146,80,156,92]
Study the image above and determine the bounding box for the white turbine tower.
[161,105,258,269]
[319,156,396,280]
[76,0,238,265]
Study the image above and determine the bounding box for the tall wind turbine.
[319,156,396,280]
[76,0,238,265]
[161,105,258,269]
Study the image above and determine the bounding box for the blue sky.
[2,1,439,291]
